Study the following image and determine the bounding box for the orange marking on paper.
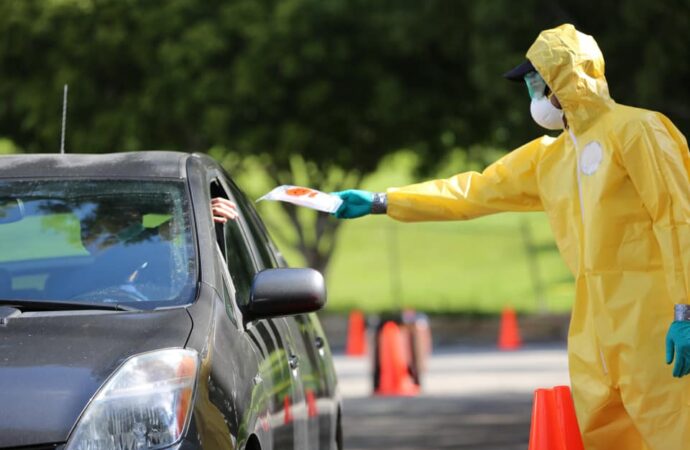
[285,187,319,198]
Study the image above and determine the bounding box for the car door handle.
[288,353,299,370]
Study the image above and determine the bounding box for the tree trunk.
[278,200,342,275]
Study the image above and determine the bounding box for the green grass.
[325,212,574,314]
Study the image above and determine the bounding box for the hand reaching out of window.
[211,197,239,223]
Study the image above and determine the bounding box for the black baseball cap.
[503,60,536,82]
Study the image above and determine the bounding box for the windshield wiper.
[0,299,141,312]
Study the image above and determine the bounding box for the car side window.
[211,180,255,307]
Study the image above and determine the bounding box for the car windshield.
[0,179,197,307]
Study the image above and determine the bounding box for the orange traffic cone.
[283,395,293,424]
[528,386,584,450]
[498,306,522,350]
[375,321,419,396]
[346,310,367,356]
[306,389,318,417]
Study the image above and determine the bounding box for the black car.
[0,151,342,450]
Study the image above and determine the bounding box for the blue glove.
[666,321,690,377]
[331,190,374,219]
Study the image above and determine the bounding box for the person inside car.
[60,197,239,302]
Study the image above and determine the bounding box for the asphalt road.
[334,343,569,450]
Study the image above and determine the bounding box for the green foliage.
[0,139,20,154]
[4,1,687,160]
[0,0,687,276]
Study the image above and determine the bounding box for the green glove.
[666,321,690,377]
[331,190,374,219]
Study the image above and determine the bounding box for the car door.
[223,177,332,449]
[211,177,308,450]
[198,245,264,450]
[292,313,339,449]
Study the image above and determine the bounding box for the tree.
[0,0,688,273]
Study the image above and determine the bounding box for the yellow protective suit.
[387,24,690,450]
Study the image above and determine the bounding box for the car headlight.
[65,348,199,450]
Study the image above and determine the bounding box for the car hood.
[0,308,193,448]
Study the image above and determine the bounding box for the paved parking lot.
[334,343,569,450]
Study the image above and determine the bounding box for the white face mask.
[530,96,564,130]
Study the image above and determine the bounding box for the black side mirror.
[244,268,326,321]
[0,198,24,224]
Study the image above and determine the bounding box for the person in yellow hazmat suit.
[332,24,690,450]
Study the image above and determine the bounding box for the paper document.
[258,185,343,213]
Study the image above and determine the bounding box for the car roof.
[0,151,193,179]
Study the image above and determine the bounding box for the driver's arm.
[211,197,239,223]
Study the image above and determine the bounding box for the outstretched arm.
[332,136,550,221]
[386,136,549,222]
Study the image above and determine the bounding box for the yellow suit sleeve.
[386,136,549,222]
[619,113,690,304]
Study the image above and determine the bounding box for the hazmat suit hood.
[526,24,615,134]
